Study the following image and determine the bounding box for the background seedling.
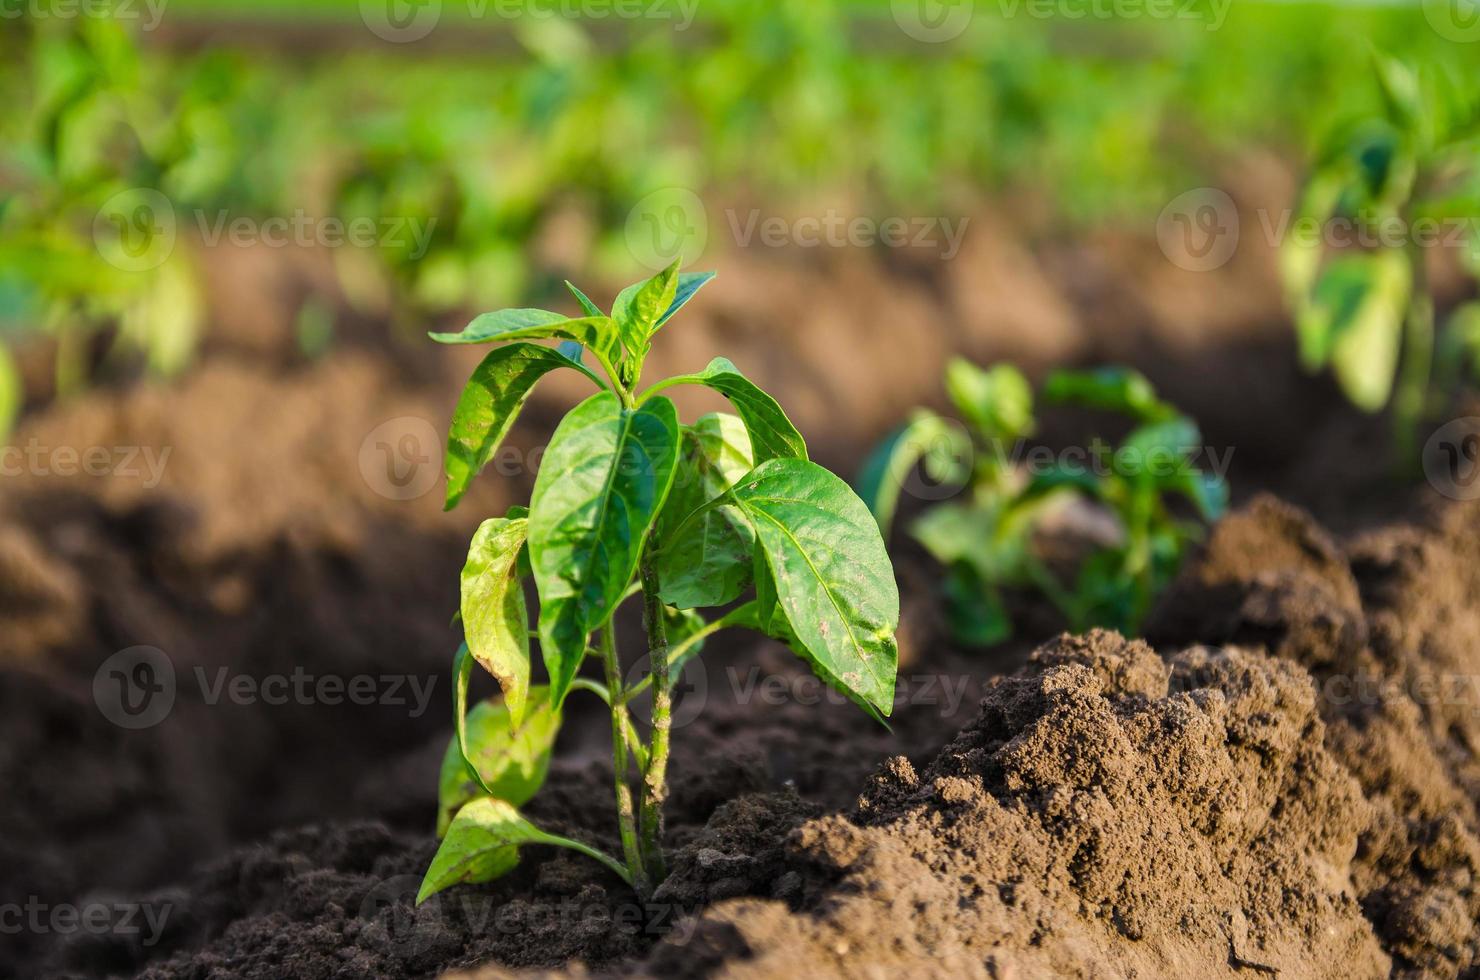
[422,261,900,903]
[1282,52,1480,462]
[860,361,1225,643]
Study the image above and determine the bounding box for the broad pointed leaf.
[659,357,807,462]
[528,392,681,705]
[444,344,603,510]
[453,643,492,796]
[731,458,899,716]
[1325,251,1411,411]
[856,409,971,537]
[1161,468,1229,522]
[945,359,1034,442]
[656,413,756,608]
[612,260,679,359]
[655,271,716,330]
[420,798,627,902]
[1119,418,1200,482]
[1043,368,1177,423]
[461,510,532,725]
[437,687,560,837]
[429,309,619,362]
[565,281,605,317]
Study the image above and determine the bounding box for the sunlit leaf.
[528,392,680,705]
[731,458,899,716]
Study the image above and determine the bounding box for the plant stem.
[1394,257,1434,471]
[618,601,759,705]
[546,835,636,887]
[636,551,671,885]
[54,324,85,398]
[598,624,650,898]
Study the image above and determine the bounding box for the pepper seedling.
[1282,53,1480,462]
[859,361,1225,642]
[420,261,900,903]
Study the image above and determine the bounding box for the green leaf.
[856,410,970,537]
[529,392,681,705]
[1119,418,1200,481]
[1043,368,1176,423]
[1373,51,1422,135]
[1280,170,1344,314]
[655,357,807,463]
[437,688,560,838]
[612,260,680,359]
[1438,302,1480,388]
[1161,469,1229,522]
[1025,464,1102,499]
[655,271,716,329]
[461,510,532,725]
[945,359,1034,442]
[453,643,492,796]
[910,501,994,567]
[565,280,605,318]
[731,458,899,716]
[910,496,1042,584]
[663,605,708,654]
[429,309,619,362]
[0,344,21,440]
[1301,252,1411,410]
[419,798,629,903]
[656,413,756,608]
[444,343,604,511]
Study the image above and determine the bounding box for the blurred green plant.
[0,18,217,419]
[1282,53,1480,461]
[0,2,1471,436]
[860,362,1225,642]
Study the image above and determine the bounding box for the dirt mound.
[1151,495,1480,977]
[583,633,1382,979]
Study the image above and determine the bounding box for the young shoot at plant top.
[421,260,900,903]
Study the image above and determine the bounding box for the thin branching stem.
[636,549,671,885]
[598,624,650,898]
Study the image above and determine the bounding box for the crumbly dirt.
[16,488,1479,979]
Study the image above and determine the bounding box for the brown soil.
[4,211,1478,979]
